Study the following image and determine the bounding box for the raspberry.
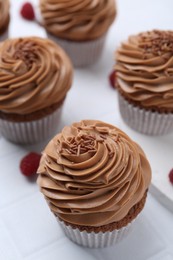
[109,70,116,89]
[20,152,41,177]
[169,169,173,185]
[20,2,35,21]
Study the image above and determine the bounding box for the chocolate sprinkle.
[139,30,173,55]
[13,40,38,69]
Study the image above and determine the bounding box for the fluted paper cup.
[0,107,62,144]
[118,94,173,135]
[58,219,135,248]
[47,33,107,67]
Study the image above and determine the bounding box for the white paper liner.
[0,107,62,144]
[118,94,173,135]
[47,33,107,67]
[34,3,107,67]
[0,29,8,42]
[58,219,135,248]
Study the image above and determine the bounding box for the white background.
[0,0,173,259]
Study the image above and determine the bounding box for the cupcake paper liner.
[118,94,173,135]
[58,219,135,248]
[0,107,62,144]
[47,33,107,67]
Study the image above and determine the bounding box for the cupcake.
[0,37,73,144]
[115,30,173,135]
[0,0,10,41]
[37,120,151,248]
[35,0,116,67]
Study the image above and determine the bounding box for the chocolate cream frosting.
[37,120,151,227]
[0,0,9,34]
[0,37,73,115]
[116,30,173,112]
[39,0,116,41]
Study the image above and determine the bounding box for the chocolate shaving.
[139,30,173,56]
[13,40,38,69]
[59,134,98,156]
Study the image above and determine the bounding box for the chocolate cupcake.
[0,0,10,41]
[0,37,73,144]
[35,0,116,67]
[37,120,151,248]
[115,30,173,135]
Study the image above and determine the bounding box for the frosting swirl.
[37,120,151,227]
[0,37,73,114]
[0,0,9,34]
[39,0,116,41]
[115,30,173,112]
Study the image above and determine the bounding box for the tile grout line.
[23,236,66,260]
[147,248,173,260]
[0,190,40,212]
[0,192,65,259]
[0,218,23,260]
[0,215,63,260]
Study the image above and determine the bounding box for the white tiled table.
[0,0,173,259]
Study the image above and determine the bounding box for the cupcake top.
[37,120,151,227]
[116,30,173,112]
[39,0,116,41]
[0,37,73,115]
[0,0,10,35]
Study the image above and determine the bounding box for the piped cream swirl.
[37,120,151,227]
[0,37,73,114]
[39,0,116,41]
[115,30,173,112]
[0,0,9,34]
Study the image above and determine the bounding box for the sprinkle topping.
[139,30,173,55]
[14,40,38,69]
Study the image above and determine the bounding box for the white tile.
[26,238,98,260]
[63,69,117,122]
[120,117,173,212]
[97,111,121,129]
[0,138,20,157]
[148,252,173,260]
[10,0,46,38]
[0,219,21,260]
[95,214,165,260]
[0,0,173,260]
[0,150,38,209]
[144,194,173,245]
[1,193,63,258]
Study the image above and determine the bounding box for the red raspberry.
[20,2,35,21]
[109,70,116,89]
[169,169,173,185]
[20,152,41,177]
